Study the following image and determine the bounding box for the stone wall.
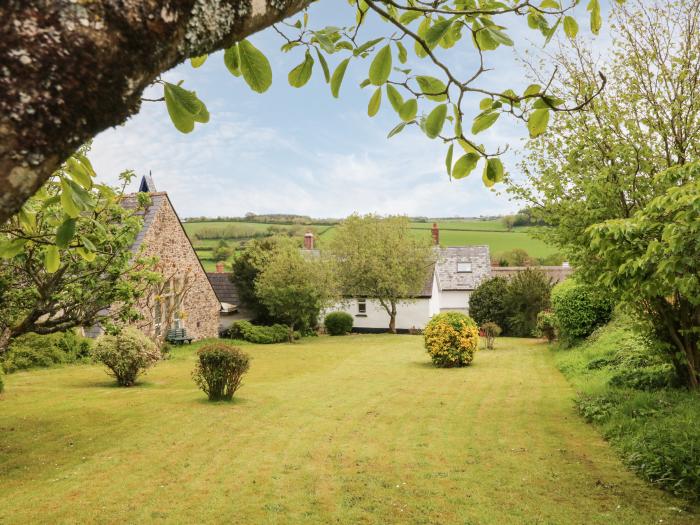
[136,194,220,340]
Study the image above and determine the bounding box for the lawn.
[1,336,692,524]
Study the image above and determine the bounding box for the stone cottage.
[117,176,220,340]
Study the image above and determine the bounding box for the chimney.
[215,261,225,273]
[431,223,439,245]
[304,231,314,250]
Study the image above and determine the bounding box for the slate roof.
[119,192,167,254]
[435,245,491,291]
[206,272,239,305]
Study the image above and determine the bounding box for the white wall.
[327,297,432,330]
[438,290,472,314]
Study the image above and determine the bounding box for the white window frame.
[357,298,367,315]
[457,261,473,273]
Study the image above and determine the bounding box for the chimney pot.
[304,231,314,250]
[431,223,439,245]
[215,261,224,273]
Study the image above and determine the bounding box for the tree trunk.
[388,302,397,334]
[0,0,313,223]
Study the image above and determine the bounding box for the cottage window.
[457,261,473,273]
[357,299,367,315]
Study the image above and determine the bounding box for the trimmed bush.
[424,312,479,368]
[324,312,353,336]
[536,311,557,342]
[192,343,250,401]
[92,328,160,386]
[2,331,93,373]
[469,277,510,334]
[227,320,293,344]
[551,279,613,342]
[481,322,501,350]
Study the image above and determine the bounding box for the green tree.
[1,1,617,223]
[504,269,552,337]
[511,0,700,255]
[0,151,158,352]
[255,247,338,341]
[329,214,434,333]
[212,239,233,262]
[583,164,700,389]
[508,1,700,385]
[230,236,298,322]
[469,277,511,334]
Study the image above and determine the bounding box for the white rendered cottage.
[327,238,492,332]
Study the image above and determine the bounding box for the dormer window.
[457,261,472,273]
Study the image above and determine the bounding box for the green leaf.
[426,18,453,48]
[415,76,447,102]
[395,41,408,64]
[387,122,407,138]
[369,45,392,86]
[424,104,447,139]
[0,239,27,259]
[485,27,513,47]
[479,98,493,110]
[190,55,207,68]
[386,84,404,113]
[164,82,207,134]
[563,16,579,38]
[528,108,550,138]
[80,235,96,252]
[453,153,480,179]
[55,218,77,249]
[331,58,351,98]
[368,87,382,117]
[587,0,602,35]
[353,37,384,56]
[471,111,500,134]
[524,84,541,97]
[399,10,421,25]
[18,208,36,231]
[60,178,81,218]
[238,39,273,93]
[399,99,418,121]
[76,247,96,262]
[482,157,504,187]
[315,48,330,83]
[65,157,93,189]
[224,45,241,76]
[45,245,60,273]
[445,143,454,177]
[288,51,314,88]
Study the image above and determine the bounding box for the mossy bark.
[0,0,312,223]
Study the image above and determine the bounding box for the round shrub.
[469,277,510,334]
[324,312,353,336]
[536,311,557,342]
[551,279,613,342]
[481,321,502,350]
[92,328,160,386]
[192,343,250,401]
[227,321,292,344]
[424,312,479,368]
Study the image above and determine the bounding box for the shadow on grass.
[69,378,160,389]
[193,395,249,406]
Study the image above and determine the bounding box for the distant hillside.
[184,218,559,272]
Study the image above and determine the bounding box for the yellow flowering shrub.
[424,312,479,367]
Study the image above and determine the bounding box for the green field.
[183,219,557,272]
[1,335,694,523]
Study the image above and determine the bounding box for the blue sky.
[90,1,610,219]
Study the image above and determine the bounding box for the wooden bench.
[165,328,192,345]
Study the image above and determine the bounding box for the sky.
[89,1,612,219]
